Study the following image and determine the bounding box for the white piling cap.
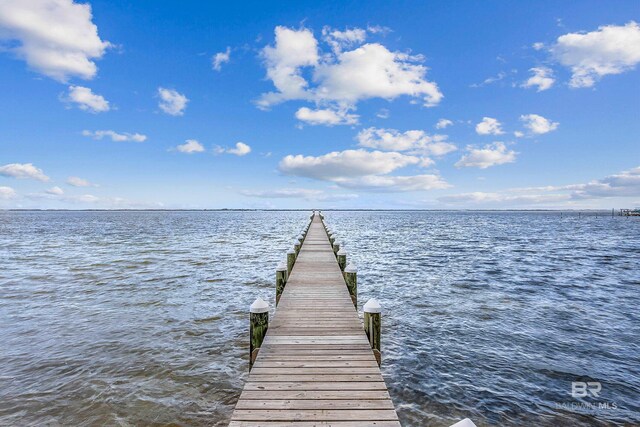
[449,419,477,427]
[363,298,382,313]
[276,261,287,271]
[287,248,296,255]
[250,297,269,313]
[333,240,341,246]
[345,263,357,273]
[337,248,346,256]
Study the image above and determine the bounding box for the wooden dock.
[229,213,400,426]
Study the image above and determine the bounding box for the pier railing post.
[294,238,301,255]
[364,298,382,366]
[287,248,296,276]
[333,240,341,256]
[275,262,287,306]
[337,248,347,271]
[344,263,357,308]
[249,297,269,369]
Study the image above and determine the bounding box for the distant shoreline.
[0,208,620,212]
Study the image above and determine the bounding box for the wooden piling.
[337,248,347,271]
[333,240,341,256]
[275,262,287,306]
[249,297,269,369]
[344,263,357,308]
[286,248,296,275]
[364,298,382,366]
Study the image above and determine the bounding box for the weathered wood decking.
[229,214,400,426]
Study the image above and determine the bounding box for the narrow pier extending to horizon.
[229,213,400,426]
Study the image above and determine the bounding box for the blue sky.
[0,0,638,209]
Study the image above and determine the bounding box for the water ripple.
[1,210,638,426]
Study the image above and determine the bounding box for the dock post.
[249,297,269,369]
[344,263,357,308]
[329,233,335,245]
[364,298,382,366]
[275,262,287,306]
[294,239,301,255]
[333,240,341,256]
[337,248,347,271]
[287,248,296,276]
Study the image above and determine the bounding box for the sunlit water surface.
[1,211,638,426]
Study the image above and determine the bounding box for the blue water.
[1,211,638,426]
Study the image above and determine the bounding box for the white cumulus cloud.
[336,174,451,192]
[242,188,324,198]
[356,127,456,156]
[176,139,205,153]
[439,165,640,207]
[158,87,188,116]
[520,114,559,134]
[279,149,419,181]
[313,43,443,107]
[551,21,640,88]
[215,142,252,156]
[435,118,453,129]
[567,166,640,199]
[46,186,64,195]
[256,26,443,124]
[257,26,319,108]
[241,187,358,201]
[0,163,49,181]
[522,67,555,91]
[0,186,16,199]
[322,26,367,54]
[475,117,504,135]
[212,47,231,71]
[295,107,358,126]
[66,176,95,187]
[227,142,251,156]
[278,148,450,192]
[0,0,111,81]
[455,142,516,169]
[66,85,110,113]
[82,130,147,142]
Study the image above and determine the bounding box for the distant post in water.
[344,263,357,307]
[364,298,382,366]
[287,249,296,275]
[275,262,287,306]
[337,248,347,271]
[249,297,269,369]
